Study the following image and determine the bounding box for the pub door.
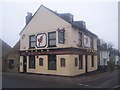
[23,56,27,73]
[85,55,88,73]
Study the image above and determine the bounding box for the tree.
[107,60,115,73]
[107,42,114,49]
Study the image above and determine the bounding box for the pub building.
[19,5,98,76]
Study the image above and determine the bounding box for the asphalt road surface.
[2,73,86,88]
[78,69,120,89]
[2,69,120,89]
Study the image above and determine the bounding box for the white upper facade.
[20,5,97,51]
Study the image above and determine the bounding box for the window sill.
[48,69,57,70]
[47,46,57,48]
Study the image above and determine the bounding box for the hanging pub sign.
[58,28,65,44]
[36,33,47,48]
[83,35,91,48]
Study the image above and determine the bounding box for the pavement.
[2,69,118,84]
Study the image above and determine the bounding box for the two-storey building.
[19,5,98,76]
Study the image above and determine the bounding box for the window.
[48,32,56,47]
[84,35,91,48]
[90,37,93,49]
[48,55,56,70]
[78,32,82,47]
[91,55,94,67]
[29,35,35,48]
[103,58,107,65]
[8,59,14,69]
[79,55,83,69]
[60,58,65,67]
[58,29,65,44]
[75,58,78,66]
[29,55,35,69]
[39,58,43,66]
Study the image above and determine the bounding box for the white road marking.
[113,85,120,88]
[84,84,89,87]
[94,87,98,88]
[77,83,98,88]
[77,83,83,86]
[77,83,89,87]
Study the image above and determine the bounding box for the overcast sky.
[0,0,119,49]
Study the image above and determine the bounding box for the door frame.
[23,56,27,73]
[48,54,57,70]
[85,55,88,73]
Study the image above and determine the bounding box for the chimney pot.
[26,12,32,25]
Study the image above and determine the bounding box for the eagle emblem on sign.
[38,35,43,46]
[36,33,46,48]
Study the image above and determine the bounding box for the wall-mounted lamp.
[37,56,38,58]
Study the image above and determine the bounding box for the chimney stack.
[26,12,32,25]
[74,21,86,28]
[58,13,74,22]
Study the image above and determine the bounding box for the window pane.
[29,35,35,48]
[90,37,93,48]
[48,55,56,70]
[78,32,82,47]
[49,32,56,39]
[58,30,65,44]
[48,32,56,47]
[75,58,78,66]
[49,39,56,46]
[30,36,35,42]
[79,55,83,69]
[30,42,35,48]
[78,40,82,47]
[78,32,82,39]
[60,58,65,67]
[8,59,14,69]
[91,55,94,67]
[29,55,35,69]
[39,58,43,66]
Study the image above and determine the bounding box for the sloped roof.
[0,39,12,57]
[19,5,97,37]
[12,40,20,53]
[7,40,20,54]
[97,45,109,51]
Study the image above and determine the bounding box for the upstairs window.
[29,35,35,48]
[78,32,82,47]
[58,29,65,44]
[90,37,93,49]
[48,32,56,47]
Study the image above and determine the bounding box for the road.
[77,70,119,88]
[2,69,120,89]
[2,73,85,88]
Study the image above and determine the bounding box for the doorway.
[85,55,88,73]
[23,56,27,73]
[48,55,56,70]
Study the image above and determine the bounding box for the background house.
[109,48,119,65]
[0,39,12,72]
[97,39,109,68]
[97,38,119,70]
[5,40,20,72]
